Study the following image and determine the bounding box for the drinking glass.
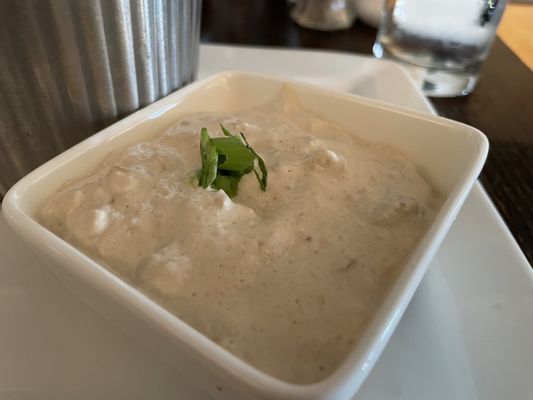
[373,0,508,97]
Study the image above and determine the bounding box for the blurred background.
[202,0,532,71]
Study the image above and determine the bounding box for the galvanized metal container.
[0,0,201,195]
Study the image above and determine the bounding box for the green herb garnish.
[199,128,218,188]
[198,125,268,197]
[239,132,268,191]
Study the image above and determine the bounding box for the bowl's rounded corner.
[479,129,490,158]
[1,185,19,220]
[469,126,490,166]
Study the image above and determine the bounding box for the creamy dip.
[39,92,440,384]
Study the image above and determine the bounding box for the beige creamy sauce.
[40,93,440,384]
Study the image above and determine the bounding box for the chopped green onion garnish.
[199,128,218,188]
[212,136,255,172]
[212,173,241,198]
[198,125,268,197]
[240,132,268,191]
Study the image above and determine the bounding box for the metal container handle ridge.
[0,0,202,195]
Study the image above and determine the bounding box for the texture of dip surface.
[39,92,440,384]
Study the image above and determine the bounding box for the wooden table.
[201,0,533,265]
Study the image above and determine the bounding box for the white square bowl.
[2,71,488,400]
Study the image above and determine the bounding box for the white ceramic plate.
[0,44,531,400]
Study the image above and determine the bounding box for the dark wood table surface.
[201,0,533,265]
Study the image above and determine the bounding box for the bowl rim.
[1,70,489,399]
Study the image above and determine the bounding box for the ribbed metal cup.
[0,0,201,195]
